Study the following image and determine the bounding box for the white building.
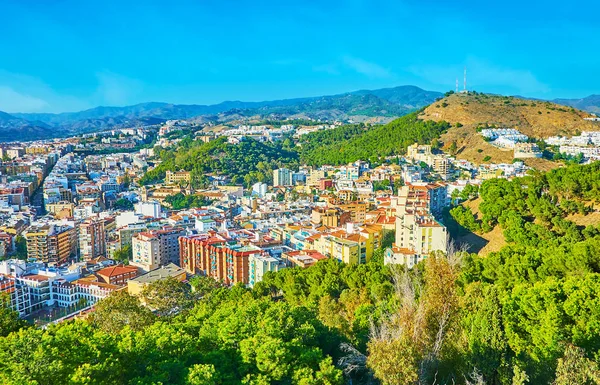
[135,201,162,218]
[252,182,268,198]
[273,168,292,186]
[248,253,286,288]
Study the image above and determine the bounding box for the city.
[1,1,600,384]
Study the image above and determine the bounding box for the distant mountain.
[2,85,443,141]
[0,111,61,142]
[352,85,443,108]
[552,95,600,114]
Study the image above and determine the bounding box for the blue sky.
[1,0,599,113]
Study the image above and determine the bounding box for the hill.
[139,136,298,187]
[419,92,600,165]
[297,112,450,166]
[2,85,442,142]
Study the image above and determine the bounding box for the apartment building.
[273,168,292,186]
[179,234,263,285]
[395,182,448,217]
[329,200,368,223]
[383,181,450,267]
[406,143,451,177]
[248,253,286,287]
[24,224,77,264]
[79,219,106,261]
[130,227,185,272]
[311,207,350,227]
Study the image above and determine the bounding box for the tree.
[14,236,27,260]
[87,290,155,333]
[189,275,223,297]
[0,293,26,337]
[113,245,132,264]
[449,141,458,155]
[141,277,195,317]
[113,198,134,210]
[553,344,600,385]
[187,364,219,385]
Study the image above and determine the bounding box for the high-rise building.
[130,227,185,272]
[79,219,106,261]
[24,224,77,264]
[273,168,292,186]
[385,183,449,268]
[179,234,264,285]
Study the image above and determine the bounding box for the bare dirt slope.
[420,93,600,165]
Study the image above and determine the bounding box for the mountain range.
[552,95,600,114]
[0,85,443,142]
[2,86,600,143]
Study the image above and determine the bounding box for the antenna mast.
[455,78,459,93]
[463,67,467,92]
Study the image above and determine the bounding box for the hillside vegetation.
[142,112,451,185]
[420,93,600,165]
[139,136,298,187]
[297,112,450,165]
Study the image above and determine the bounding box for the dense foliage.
[164,193,212,210]
[139,137,299,187]
[297,112,450,165]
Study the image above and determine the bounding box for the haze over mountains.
[1,84,600,142]
[0,86,442,141]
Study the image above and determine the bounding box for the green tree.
[113,244,132,264]
[141,277,195,317]
[0,293,26,337]
[87,290,155,333]
[113,198,134,210]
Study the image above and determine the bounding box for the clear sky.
[1,0,599,113]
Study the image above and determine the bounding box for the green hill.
[297,111,451,165]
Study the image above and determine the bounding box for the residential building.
[24,224,77,264]
[79,219,106,261]
[311,207,350,227]
[273,168,292,186]
[248,253,286,287]
[179,234,263,285]
[130,227,185,272]
[96,264,138,286]
[135,200,162,218]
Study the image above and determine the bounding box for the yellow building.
[311,207,350,227]
[46,201,75,218]
[165,171,192,184]
[165,170,191,185]
[314,232,361,265]
[127,263,186,297]
[330,201,368,223]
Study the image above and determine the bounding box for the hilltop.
[419,92,600,165]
